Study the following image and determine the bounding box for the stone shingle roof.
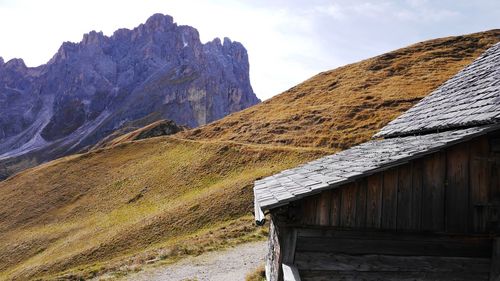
[375,42,500,138]
[254,125,498,221]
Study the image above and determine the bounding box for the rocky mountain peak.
[142,13,175,33]
[49,41,77,63]
[0,13,260,179]
[4,58,26,71]
[112,28,130,40]
[223,37,233,47]
[82,30,106,46]
[0,57,4,66]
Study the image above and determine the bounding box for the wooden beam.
[294,229,492,258]
[282,263,301,281]
[295,228,490,240]
[296,235,490,258]
[295,252,490,272]
[299,270,488,281]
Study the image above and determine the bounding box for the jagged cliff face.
[0,14,259,177]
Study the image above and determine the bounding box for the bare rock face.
[0,13,259,178]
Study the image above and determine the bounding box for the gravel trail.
[124,241,267,281]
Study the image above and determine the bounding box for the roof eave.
[254,124,500,217]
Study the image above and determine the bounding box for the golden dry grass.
[181,30,500,149]
[245,264,266,281]
[0,137,324,280]
[1,30,499,280]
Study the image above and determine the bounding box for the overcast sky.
[0,0,499,100]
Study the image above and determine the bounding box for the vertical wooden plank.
[490,238,500,281]
[317,190,331,226]
[397,163,413,231]
[411,159,424,231]
[330,189,341,227]
[281,227,298,264]
[469,136,490,233]
[491,155,500,205]
[491,149,500,233]
[300,196,318,225]
[490,133,500,233]
[422,152,446,232]
[446,142,470,233]
[382,168,399,229]
[355,179,367,228]
[366,174,383,229]
[299,199,309,225]
[491,162,500,204]
[340,183,357,228]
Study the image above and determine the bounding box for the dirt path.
[124,241,267,281]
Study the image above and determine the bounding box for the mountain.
[0,13,259,179]
[0,30,499,280]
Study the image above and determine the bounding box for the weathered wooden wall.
[267,131,500,281]
[293,133,500,234]
[294,229,492,281]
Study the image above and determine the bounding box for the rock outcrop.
[0,13,259,178]
[92,119,187,150]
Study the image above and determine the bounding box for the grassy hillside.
[0,137,326,280]
[1,30,499,280]
[181,30,500,149]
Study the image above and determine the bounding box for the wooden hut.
[254,42,500,281]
